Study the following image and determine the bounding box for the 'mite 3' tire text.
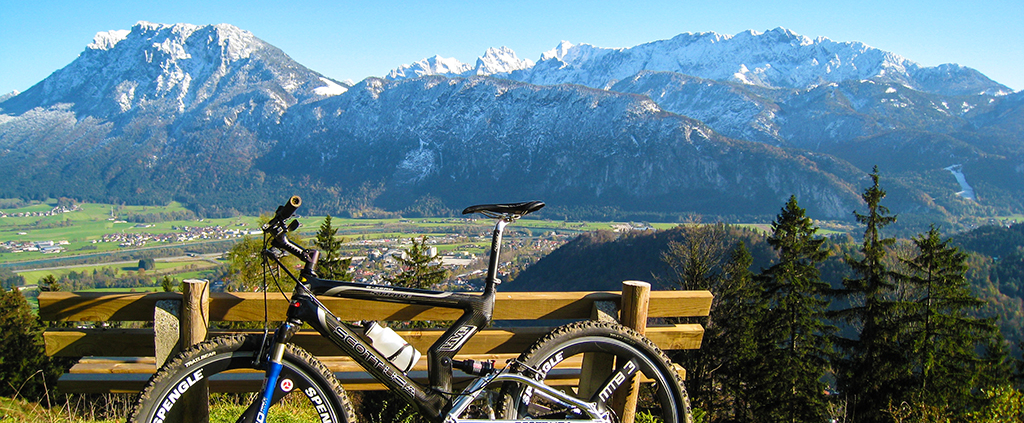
[500,320,693,423]
[128,334,355,423]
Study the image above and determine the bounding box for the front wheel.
[500,320,692,423]
[127,334,355,423]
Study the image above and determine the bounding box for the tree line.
[669,167,1021,423]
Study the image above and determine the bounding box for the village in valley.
[0,199,609,293]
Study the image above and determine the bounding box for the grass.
[0,200,258,265]
[0,394,333,423]
[0,396,119,423]
[16,258,222,285]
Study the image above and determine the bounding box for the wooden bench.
[39,281,712,395]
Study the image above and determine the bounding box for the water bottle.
[363,321,422,373]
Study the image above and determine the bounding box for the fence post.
[614,280,651,423]
[180,279,210,423]
[579,299,619,399]
[154,299,181,368]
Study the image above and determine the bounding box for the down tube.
[292,295,447,417]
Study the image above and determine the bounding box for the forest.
[509,169,1024,422]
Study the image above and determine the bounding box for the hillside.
[0,23,1021,224]
[509,221,1024,353]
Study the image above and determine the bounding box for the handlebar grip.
[274,196,302,222]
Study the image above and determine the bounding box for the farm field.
[2,199,684,292]
[15,256,223,285]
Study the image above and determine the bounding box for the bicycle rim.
[501,321,691,423]
[128,335,354,423]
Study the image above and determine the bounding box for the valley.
[0,198,674,293]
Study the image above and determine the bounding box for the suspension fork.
[240,320,301,423]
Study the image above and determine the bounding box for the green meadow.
[1,198,862,292]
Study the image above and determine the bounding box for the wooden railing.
[39,281,712,396]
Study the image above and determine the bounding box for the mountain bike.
[127,196,692,423]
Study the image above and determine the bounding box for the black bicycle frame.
[261,218,513,420]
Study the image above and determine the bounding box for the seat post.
[483,218,509,295]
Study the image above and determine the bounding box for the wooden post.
[180,279,210,423]
[614,280,651,423]
[154,299,181,368]
[579,300,619,398]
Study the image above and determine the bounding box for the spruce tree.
[389,236,447,290]
[834,166,904,423]
[750,195,835,422]
[0,288,51,399]
[711,241,764,422]
[901,225,1004,416]
[38,274,60,291]
[313,215,353,281]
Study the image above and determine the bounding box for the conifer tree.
[38,274,60,291]
[834,166,904,423]
[389,236,447,290]
[0,288,51,399]
[313,215,352,281]
[901,225,1004,416]
[750,195,835,422]
[711,241,765,422]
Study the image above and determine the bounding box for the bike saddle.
[462,201,545,217]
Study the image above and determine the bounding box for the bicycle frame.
[283,278,493,418]
[249,205,614,422]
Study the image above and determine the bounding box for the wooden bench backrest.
[39,290,713,322]
[39,288,712,357]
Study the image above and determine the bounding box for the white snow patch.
[397,146,437,183]
[885,87,897,93]
[88,29,130,50]
[474,46,534,75]
[541,41,575,61]
[944,164,976,201]
[314,78,347,96]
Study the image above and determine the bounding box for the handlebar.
[272,195,302,226]
[263,196,319,275]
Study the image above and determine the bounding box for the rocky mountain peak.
[0,21,342,117]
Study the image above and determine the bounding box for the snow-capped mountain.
[2,21,346,119]
[388,46,534,80]
[391,28,1011,97]
[0,22,349,209]
[0,23,1020,220]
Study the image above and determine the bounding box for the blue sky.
[1,0,1021,95]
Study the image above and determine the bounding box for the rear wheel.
[500,320,692,423]
[128,334,355,423]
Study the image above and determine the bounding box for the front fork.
[238,321,301,423]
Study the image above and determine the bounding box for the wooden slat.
[56,367,591,394]
[38,292,179,321]
[58,355,614,393]
[39,290,713,322]
[45,324,703,357]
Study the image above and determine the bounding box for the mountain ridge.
[388,27,1013,97]
[0,22,1020,223]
